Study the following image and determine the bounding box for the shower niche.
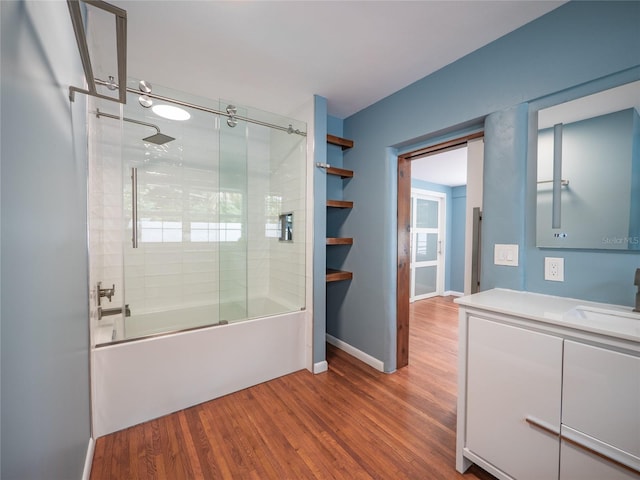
[88,79,307,345]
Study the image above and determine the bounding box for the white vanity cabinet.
[456,289,640,480]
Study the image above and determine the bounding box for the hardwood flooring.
[90,296,496,479]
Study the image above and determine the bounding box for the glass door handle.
[131,167,138,248]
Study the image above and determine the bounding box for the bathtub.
[95,297,297,344]
[92,305,309,437]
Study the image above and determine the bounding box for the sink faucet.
[635,269,640,312]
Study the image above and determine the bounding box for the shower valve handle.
[97,282,115,306]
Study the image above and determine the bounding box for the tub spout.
[98,304,131,320]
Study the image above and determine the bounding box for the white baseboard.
[82,437,95,480]
[313,361,328,374]
[445,290,464,297]
[326,334,384,372]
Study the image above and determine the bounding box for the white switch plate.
[544,257,564,281]
[494,244,519,266]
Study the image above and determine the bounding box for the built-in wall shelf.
[326,166,353,179]
[327,134,354,150]
[324,133,354,287]
[327,200,353,209]
[326,269,353,283]
[326,237,353,245]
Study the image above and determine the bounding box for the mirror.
[536,80,640,250]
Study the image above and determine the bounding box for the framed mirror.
[536,80,640,250]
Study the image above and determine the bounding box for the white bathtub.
[123,298,295,341]
[95,298,297,345]
[92,306,308,437]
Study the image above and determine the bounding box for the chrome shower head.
[95,109,175,145]
[143,132,175,145]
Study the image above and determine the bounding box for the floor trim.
[82,437,95,480]
[326,334,385,372]
[444,290,464,297]
[313,360,328,374]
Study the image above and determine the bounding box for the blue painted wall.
[312,96,328,366]
[339,1,640,371]
[1,1,91,477]
[481,104,528,291]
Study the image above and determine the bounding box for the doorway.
[397,133,484,369]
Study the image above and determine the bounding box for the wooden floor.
[90,296,496,479]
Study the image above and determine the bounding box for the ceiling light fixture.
[152,104,191,121]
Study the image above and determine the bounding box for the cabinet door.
[562,341,640,460]
[560,439,640,480]
[466,316,563,480]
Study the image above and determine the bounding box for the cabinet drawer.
[560,437,639,480]
[466,316,563,480]
[562,341,640,458]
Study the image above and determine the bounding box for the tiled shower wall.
[88,101,125,344]
[267,129,306,309]
[89,98,307,334]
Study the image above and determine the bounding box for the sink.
[565,305,640,323]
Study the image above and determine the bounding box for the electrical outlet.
[545,257,564,282]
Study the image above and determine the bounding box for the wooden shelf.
[327,134,354,150]
[327,199,353,209]
[326,166,353,179]
[325,133,354,286]
[326,269,353,283]
[326,237,353,245]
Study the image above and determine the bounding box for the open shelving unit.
[325,134,354,283]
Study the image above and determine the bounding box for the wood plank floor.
[90,296,496,479]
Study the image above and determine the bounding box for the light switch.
[494,244,519,266]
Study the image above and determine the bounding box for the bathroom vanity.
[455,289,640,480]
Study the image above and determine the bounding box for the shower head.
[95,109,175,145]
[143,132,175,145]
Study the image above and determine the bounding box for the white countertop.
[455,288,640,343]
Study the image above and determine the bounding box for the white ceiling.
[412,147,468,186]
[103,0,564,119]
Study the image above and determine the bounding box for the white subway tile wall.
[88,93,306,342]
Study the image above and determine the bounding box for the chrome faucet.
[98,304,131,320]
[97,282,115,306]
[634,268,640,312]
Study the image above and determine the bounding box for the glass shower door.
[120,84,223,339]
[218,106,248,322]
[90,79,307,345]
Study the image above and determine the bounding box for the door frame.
[396,132,483,369]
